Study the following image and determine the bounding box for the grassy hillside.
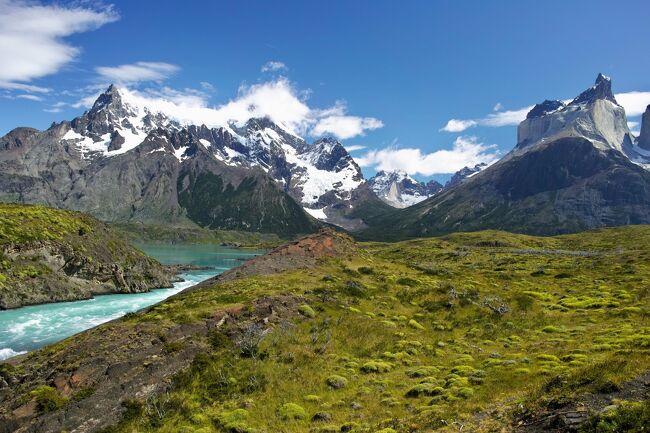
[1,227,649,432]
[0,203,172,308]
[178,171,322,238]
[111,222,284,248]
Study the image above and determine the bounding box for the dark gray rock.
[639,105,650,150]
[570,73,617,105]
[445,163,488,188]
[527,100,566,119]
[107,131,125,151]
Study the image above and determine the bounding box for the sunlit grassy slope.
[25,226,650,432]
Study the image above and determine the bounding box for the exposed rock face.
[0,204,173,309]
[0,85,382,233]
[517,74,635,155]
[358,75,650,241]
[526,100,566,119]
[445,163,488,188]
[638,105,650,151]
[368,170,442,208]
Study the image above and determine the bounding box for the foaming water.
[0,243,263,360]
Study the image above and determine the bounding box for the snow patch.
[304,207,327,220]
[174,146,189,161]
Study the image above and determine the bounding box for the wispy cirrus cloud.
[0,0,118,92]
[441,91,650,133]
[95,62,180,84]
[15,94,43,101]
[441,107,532,132]
[261,61,288,73]
[344,144,367,152]
[356,136,499,176]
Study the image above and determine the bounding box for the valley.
[0,227,648,432]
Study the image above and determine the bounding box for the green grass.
[0,203,93,245]
[19,225,650,432]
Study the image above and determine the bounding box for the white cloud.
[200,81,215,92]
[312,115,383,140]
[0,0,117,90]
[493,102,503,111]
[95,62,179,84]
[344,145,366,152]
[441,107,533,132]
[616,92,650,116]
[440,119,478,132]
[628,121,639,130]
[356,136,499,176]
[0,81,50,93]
[15,94,42,101]
[73,78,383,140]
[442,90,650,133]
[261,61,288,73]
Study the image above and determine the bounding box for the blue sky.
[1,0,649,182]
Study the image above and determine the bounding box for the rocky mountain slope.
[359,75,650,240]
[368,170,442,208]
[1,226,648,432]
[0,85,387,235]
[444,163,487,188]
[0,203,172,309]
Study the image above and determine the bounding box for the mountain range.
[359,74,650,240]
[1,74,649,239]
[0,85,387,236]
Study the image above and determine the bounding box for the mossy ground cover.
[36,226,650,431]
[0,203,169,307]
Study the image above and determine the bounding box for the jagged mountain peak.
[638,105,650,151]
[526,100,566,119]
[516,74,634,155]
[368,169,441,208]
[571,73,617,106]
[445,163,488,188]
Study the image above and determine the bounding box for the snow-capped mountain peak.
[59,85,369,228]
[368,170,442,208]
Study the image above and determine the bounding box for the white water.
[0,244,263,360]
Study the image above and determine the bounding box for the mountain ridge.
[0,85,388,235]
[358,74,650,240]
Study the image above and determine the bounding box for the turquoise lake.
[0,243,264,360]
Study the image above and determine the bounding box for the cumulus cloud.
[312,115,383,140]
[440,119,478,133]
[73,78,383,140]
[442,91,650,133]
[0,0,118,90]
[616,92,650,116]
[95,62,179,84]
[261,61,288,73]
[356,136,499,176]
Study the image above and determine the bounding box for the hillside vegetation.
[0,203,172,308]
[1,227,649,432]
